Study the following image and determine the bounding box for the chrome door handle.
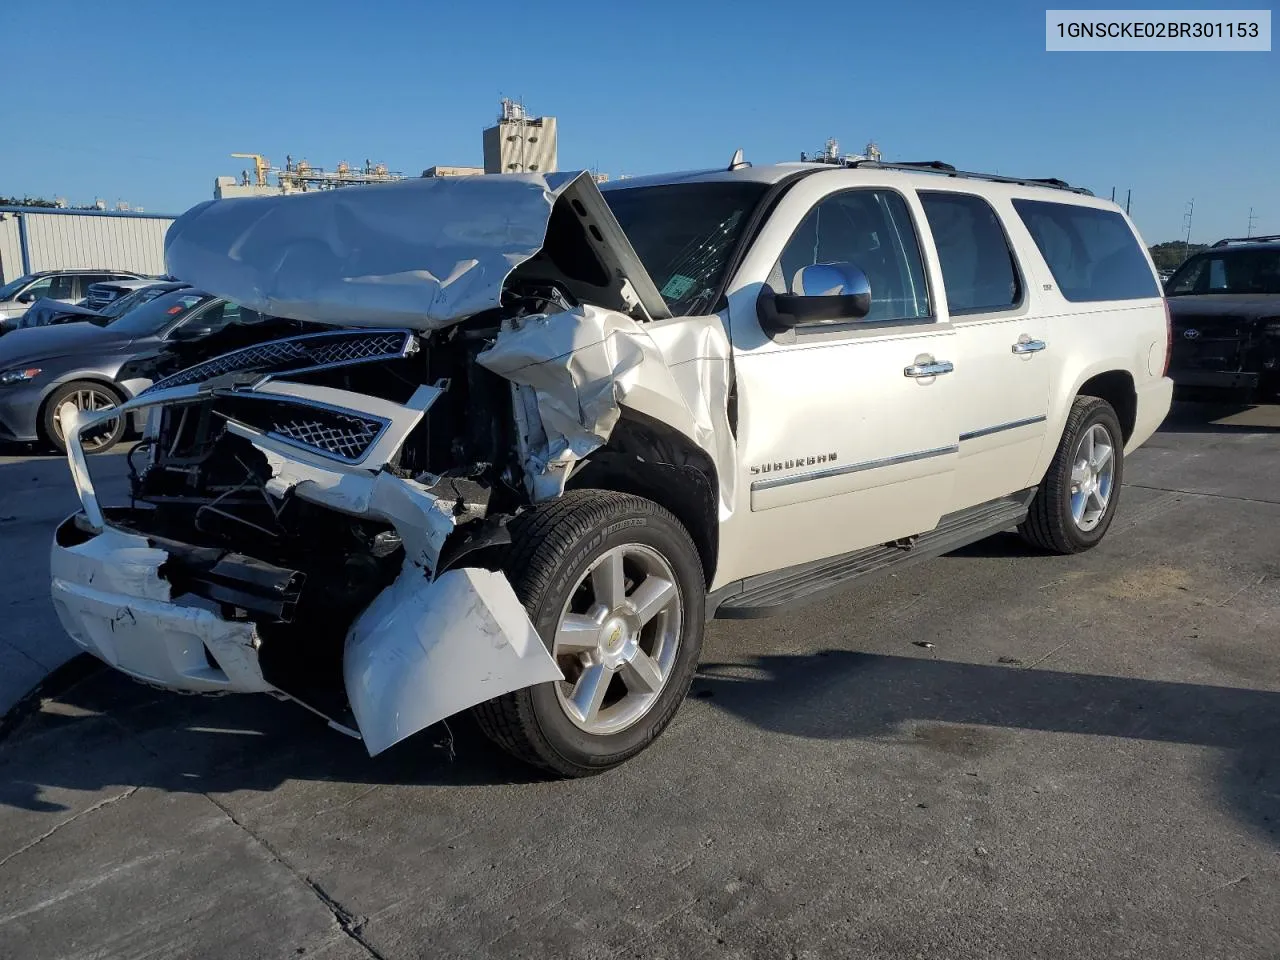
[904,359,954,378]
[1012,338,1047,354]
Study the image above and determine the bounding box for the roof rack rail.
[1211,234,1280,247]
[810,157,1093,195]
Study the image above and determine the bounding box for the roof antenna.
[728,148,751,171]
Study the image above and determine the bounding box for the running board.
[708,490,1035,620]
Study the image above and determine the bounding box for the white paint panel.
[23,213,172,274]
[0,217,23,282]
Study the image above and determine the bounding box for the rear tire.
[1019,396,1124,554]
[472,490,705,777]
[40,380,126,455]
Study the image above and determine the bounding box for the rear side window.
[920,192,1021,314]
[1012,199,1158,302]
[47,275,77,300]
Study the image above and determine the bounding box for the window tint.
[1166,259,1205,294]
[920,193,1020,314]
[78,274,113,294]
[48,275,77,300]
[772,189,930,323]
[22,276,53,300]
[1167,249,1280,296]
[194,301,263,332]
[603,182,768,315]
[1012,199,1158,302]
[101,285,163,319]
[108,292,211,336]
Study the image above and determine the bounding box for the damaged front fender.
[344,565,562,755]
[477,305,737,512]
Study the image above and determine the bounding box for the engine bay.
[103,286,573,712]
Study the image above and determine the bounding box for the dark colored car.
[0,281,190,337]
[0,288,319,453]
[1165,236,1280,400]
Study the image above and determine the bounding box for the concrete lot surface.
[1,404,1277,959]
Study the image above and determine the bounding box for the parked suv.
[1165,236,1280,400]
[51,162,1172,776]
[0,269,142,322]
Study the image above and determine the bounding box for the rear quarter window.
[1012,199,1158,302]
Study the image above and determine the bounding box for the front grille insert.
[145,329,416,395]
[215,395,390,464]
[270,410,382,461]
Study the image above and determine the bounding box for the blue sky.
[1,0,1275,243]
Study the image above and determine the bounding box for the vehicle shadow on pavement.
[689,651,1280,846]
[0,666,544,815]
[1159,401,1280,433]
[4,651,1276,851]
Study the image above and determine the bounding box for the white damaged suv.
[50,159,1173,776]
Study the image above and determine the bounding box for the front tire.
[472,490,705,777]
[1020,396,1124,554]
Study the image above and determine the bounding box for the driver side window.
[20,276,54,301]
[770,189,931,323]
[187,301,262,335]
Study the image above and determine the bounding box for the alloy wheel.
[1069,423,1115,532]
[52,389,120,451]
[551,543,683,735]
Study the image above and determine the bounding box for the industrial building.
[0,206,174,285]
[215,154,412,199]
[212,99,560,199]
[482,99,558,174]
[422,165,485,178]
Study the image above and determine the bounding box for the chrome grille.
[145,330,415,394]
[269,411,382,461]
[212,394,390,464]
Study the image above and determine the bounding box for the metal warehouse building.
[0,206,177,284]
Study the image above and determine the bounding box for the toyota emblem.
[1183,328,1201,340]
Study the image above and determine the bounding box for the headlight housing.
[0,366,41,386]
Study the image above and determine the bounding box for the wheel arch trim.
[1033,361,1138,481]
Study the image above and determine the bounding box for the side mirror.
[169,323,216,342]
[758,262,872,330]
[16,291,36,304]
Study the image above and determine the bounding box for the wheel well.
[37,377,125,439]
[567,412,719,587]
[1078,370,1136,442]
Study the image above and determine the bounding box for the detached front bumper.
[49,372,564,755]
[51,518,274,694]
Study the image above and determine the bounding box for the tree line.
[1149,241,1208,272]
[0,194,101,210]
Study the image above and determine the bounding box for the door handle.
[904,359,954,378]
[1012,338,1047,355]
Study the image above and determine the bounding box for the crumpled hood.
[164,171,670,331]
